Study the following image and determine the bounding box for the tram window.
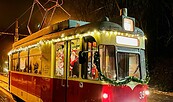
[19,57,28,72]
[99,45,116,80]
[19,50,29,72]
[12,58,18,71]
[87,42,98,80]
[29,47,42,74]
[12,53,19,71]
[69,39,80,78]
[29,56,41,74]
[117,53,140,79]
[81,36,98,80]
[55,42,64,77]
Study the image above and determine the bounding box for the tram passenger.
[70,50,79,77]
[34,62,39,74]
[91,64,98,79]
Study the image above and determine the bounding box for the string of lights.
[8,30,146,55]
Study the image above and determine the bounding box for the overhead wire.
[0,4,33,41]
[27,0,68,34]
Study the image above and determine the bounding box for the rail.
[0,73,15,102]
[0,73,9,91]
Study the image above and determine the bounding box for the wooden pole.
[14,19,19,42]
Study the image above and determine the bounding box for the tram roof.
[13,19,144,48]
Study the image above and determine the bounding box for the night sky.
[0,0,116,51]
[0,0,33,53]
[0,0,68,54]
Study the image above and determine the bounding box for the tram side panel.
[52,79,148,102]
[52,78,66,102]
[10,72,53,102]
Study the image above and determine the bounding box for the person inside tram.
[70,50,79,77]
[91,64,98,79]
[34,62,39,74]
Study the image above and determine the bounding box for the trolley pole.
[14,19,19,42]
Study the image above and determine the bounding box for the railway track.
[0,92,7,102]
[0,74,15,102]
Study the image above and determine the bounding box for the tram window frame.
[69,39,80,78]
[55,42,65,77]
[81,36,98,80]
[11,52,19,71]
[99,45,117,80]
[117,52,141,80]
[29,47,42,74]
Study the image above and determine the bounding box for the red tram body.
[8,17,149,102]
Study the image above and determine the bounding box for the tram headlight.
[145,90,150,95]
[102,93,108,99]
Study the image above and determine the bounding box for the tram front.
[92,17,149,102]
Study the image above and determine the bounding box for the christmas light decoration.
[8,30,146,56]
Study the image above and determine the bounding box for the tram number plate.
[139,91,145,99]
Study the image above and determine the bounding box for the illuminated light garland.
[94,51,150,86]
[106,32,109,36]
[144,36,147,40]
[110,31,113,35]
[114,31,117,35]
[102,30,106,33]
[97,32,101,35]
[8,30,146,55]
[61,34,65,38]
[91,32,94,35]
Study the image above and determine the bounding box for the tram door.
[54,41,68,102]
[66,39,80,102]
[54,39,80,102]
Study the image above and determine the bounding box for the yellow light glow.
[117,32,120,35]
[106,32,109,36]
[91,32,94,35]
[61,34,65,38]
[114,31,117,35]
[102,30,106,33]
[144,36,147,40]
[110,31,113,34]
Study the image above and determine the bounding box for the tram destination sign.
[122,15,135,32]
[116,36,138,46]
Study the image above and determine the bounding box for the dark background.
[0,0,173,91]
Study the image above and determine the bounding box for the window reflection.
[70,39,80,78]
[99,45,116,80]
[87,42,98,80]
[29,47,42,74]
[81,36,98,80]
[117,52,140,79]
[55,42,64,76]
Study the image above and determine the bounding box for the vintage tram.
[8,16,149,102]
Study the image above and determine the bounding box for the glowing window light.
[123,17,134,32]
[116,36,138,46]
